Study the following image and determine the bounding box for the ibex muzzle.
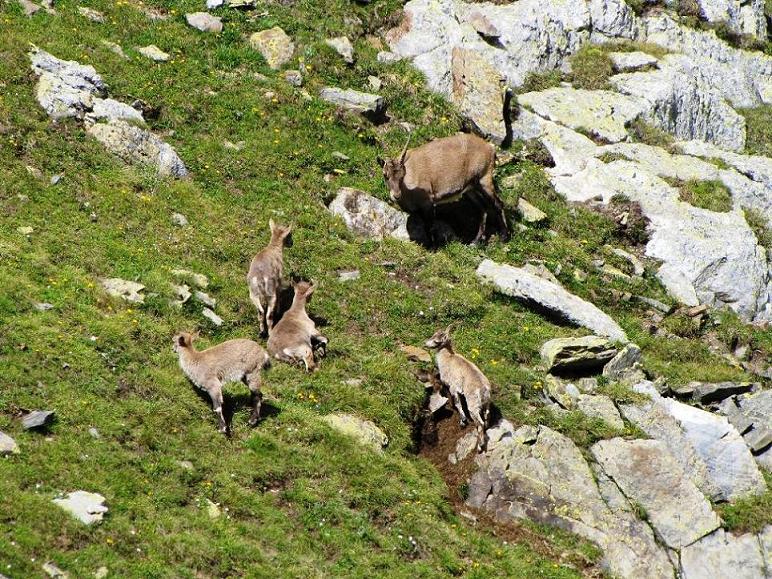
[378,133,509,246]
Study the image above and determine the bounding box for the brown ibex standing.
[379,133,509,246]
[247,219,293,336]
[425,326,491,452]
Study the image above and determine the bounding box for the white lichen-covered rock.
[450,47,507,144]
[595,142,720,182]
[691,0,767,41]
[621,381,766,502]
[100,278,145,303]
[477,259,628,341]
[519,87,647,143]
[717,390,772,470]
[680,528,767,579]
[468,425,674,578]
[185,12,223,33]
[86,98,145,126]
[636,13,772,109]
[591,438,720,549]
[138,45,170,62]
[553,159,772,322]
[52,491,108,525]
[88,120,188,178]
[0,432,19,455]
[319,88,385,118]
[322,413,388,452]
[325,36,354,63]
[541,336,618,373]
[577,394,624,429]
[249,27,294,69]
[611,54,746,152]
[328,187,409,240]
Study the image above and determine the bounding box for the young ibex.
[379,133,509,246]
[247,219,293,336]
[267,281,328,372]
[425,326,491,452]
[173,332,270,434]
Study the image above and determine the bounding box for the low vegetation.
[740,105,772,158]
[567,46,614,91]
[671,178,733,212]
[717,471,772,533]
[628,118,676,149]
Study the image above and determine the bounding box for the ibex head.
[425,324,455,350]
[378,134,411,202]
[268,218,293,248]
[173,330,199,353]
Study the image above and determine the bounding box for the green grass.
[717,471,772,533]
[672,179,733,213]
[567,46,613,91]
[744,207,772,251]
[628,118,675,149]
[517,70,562,94]
[740,106,772,158]
[0,0,768,576]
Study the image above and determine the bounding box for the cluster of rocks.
[385,0,772,323]
[28,47,187,178]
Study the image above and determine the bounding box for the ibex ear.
[376,156,385,168]
[176,334,188,347]
[268,218,276,232]
[305,282,316,296]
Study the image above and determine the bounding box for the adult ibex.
[379,133,509,246]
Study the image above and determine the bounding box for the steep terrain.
[1,0,770,577]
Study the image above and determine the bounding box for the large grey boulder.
[680,528,767,579]
[87,121,188,178]
[541,336,618,373]
[690,0,767,41]
[621,381,766,501]
[468,424,674,578]
[477,259,628,342]
[52,491,108,525]
[328,188,409,240]
[591,437,720,549]
[611,54,746,152]
[553,159,771,323]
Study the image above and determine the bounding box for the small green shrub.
[740,105,772,158]
[717,471,772,534]
[568,46,614,90]
[676,179,733,213]
[518,70,563,94]
[628,118,675,149]
[662,311,703,338]
[744,207,772,250]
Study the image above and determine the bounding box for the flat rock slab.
[541,336,618,374]
[672,381,756,405]
[322,413,388,452]
[0,432,20,455]
[518,87,647,143]
[249,27,294,69]
[608,51,658,72]
[468,424,674,578]
[477,259,627,342]
[201,308,223,326]
[100,277,145,303]
[517,198,547,223]
[602,343,641,380]
[576,394,624,429]
[52,491,108,524]
[328,187,409,240]
[22,410,55,430]
[625,381,766,502]
[320,87,385,119]
[78,6,104,22]
[680,529,767,579]
[171,269,209,289]
[186,12,222,33]
[591,438,720,549]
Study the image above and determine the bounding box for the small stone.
[577,394,624,429]
[206,0,224,8]
[608,51,658,73]
[344,378,363,387]
[78,6,105,22]
[376,51,401,64]
[325,36,354,63]
[19,0,40,16]
[42,562,68,578]
[227,0,255,7]
[94,567,109,579]
[319,87,385,120]
[223,140,244,151]
[88,427,100,439]
[22,410,55,430]
[100,278,145,303]
[573,269,588,282]
[541,336,618,374]
[185,12,222,33]
[543,375,580,409]
[177,460,194,471]
[52,491,108,525]
[602,343,642,380]
[368,76,382,91]
[170,269,208,288]
[517,198,547,223]
[0,432,20,455]
[171,212,188,227]
[171,283,191,305]
[138,45,170,62]
[468,10,499,38]
[202,308,223,326]
[606,246,645,277]
[337,270,360,282]
[428,391,449,413]
[17,226,34,235]
[448,431,478,464]
[204,499,221,518]
[331,151,350,161]
[193,291,216,308]
[283,70,302,87]
[634,295,672,313]
[399,345,432,363]
[249,27,294,70]
[328,187,408,240]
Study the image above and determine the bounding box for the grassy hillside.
[0,0,768,577]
